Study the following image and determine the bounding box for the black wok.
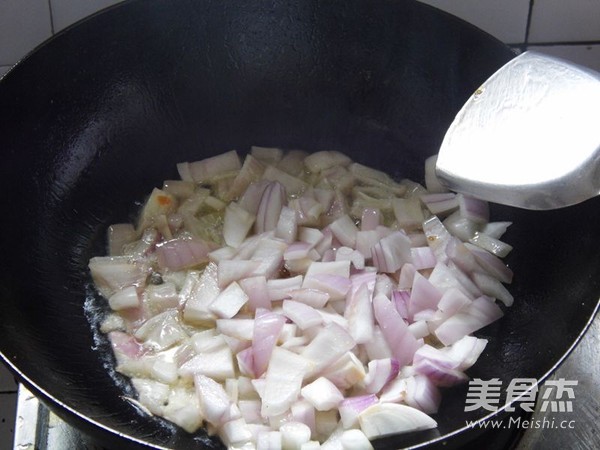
[0,0,598,448]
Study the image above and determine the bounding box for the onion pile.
[89,148,514,449]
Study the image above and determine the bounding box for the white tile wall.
[529,0,600,43]
[417,0,531,43]
[0,0,52,66]
[50,0,124,32]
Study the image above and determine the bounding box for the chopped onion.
[92,148,518,448]
[186,150,241,184]
[338,395,378,429]
[301,377,344,411]
[358,403,437,439]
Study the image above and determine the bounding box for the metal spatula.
[435,51,600,210]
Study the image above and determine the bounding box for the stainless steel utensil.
[436,51,600,210]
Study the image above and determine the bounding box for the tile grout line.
[47,0,56,35]
[527,40,600,46]
[523,0,536,51]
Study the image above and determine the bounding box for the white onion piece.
[194,373,231,425]
[422,216,452,265]
[224,203,256,248]
[275,206,298,244]
[469,232,513,258]
[216,318,254,341]
[360,208,381,231]
[355,230,379,259]
[436,288,472,319]
[458,194,489,224]
[239,180,270,215]
[320,352,366,390]
[464,243,513,284]
[392,290,410,320]
[472,272,514,307]
[371,231,412,273]
[107,223,137,256]
[358,403,437,439]
[290,400,316,436]
[88,256,150,298]
[267,276,303,301]
[222,417,253,448]
[329,215,359,248]
[349,163,404,194]
[338,395,378,429]
[344,283,375,344]
[283,300,323,330]
[408,320,430,339]
[239,399,263,424]
[428,262,473,300]
[409,272,442,319]
[256,181,287,234]
[372,294,420,367]
[162,386,204,433]
[108,286,140,311]
[414,358,468,387]
[420,193,458,216]
[252,310,286,378]
[301,323,356,377]
[335,247,365,270]
[301,377,344,411]
[261,347,313,418]
[256,430,282,450]
[109,331,144,360]
[185,150,241,184]
[224,154,266,202]
[156,237,213,271]
[263,165,307,196]
[423,155,448,193]
[363,358,400,394]
[179,346,235,381]
[434,296,504,345]
[217,260,261,287]
[448,262,483,299]
[363,326,393,360]
[446,237,479,274]
[392,198,424,231]
[303,274,351,302]
[443,210,480,241]
[280,421,312,450]
[209,282,249,319]
[397,263,416,290]
[304,151,352,173]
[444,335,488,371]
[404,375,441,414]
[340,430,374,450]
[134,310,187,351]
[287,288,330,309]
[482,221,512,240]
[146,282,179,312]
[410,246,437,270]
[131,378,171,416]
[239,276,272,311]
[251,146,283,164]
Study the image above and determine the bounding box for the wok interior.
[0,0,598,448]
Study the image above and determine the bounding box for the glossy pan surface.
[0,0,598,448]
